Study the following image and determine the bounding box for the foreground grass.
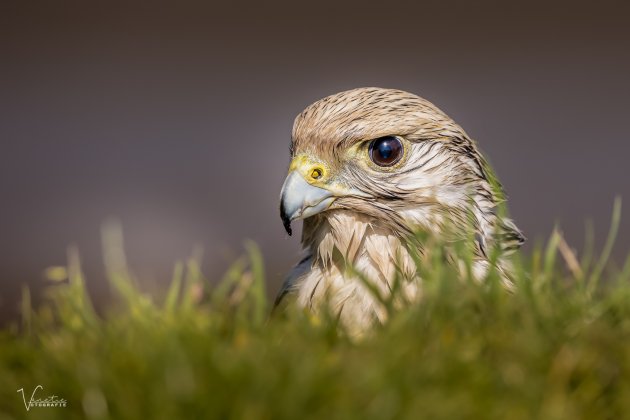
[1,207,630,419]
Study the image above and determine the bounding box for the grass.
[1,201,630,419]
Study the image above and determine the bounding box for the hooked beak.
[280,171,335,236]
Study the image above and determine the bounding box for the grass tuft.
[1,204,630,419]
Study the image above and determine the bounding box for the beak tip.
[280,200,293,236]
[283,219,293,236]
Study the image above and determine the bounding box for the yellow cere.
[287,153,357,197]
[288,154,328,185]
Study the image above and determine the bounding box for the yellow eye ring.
[359,135,409,172]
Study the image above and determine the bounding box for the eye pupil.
[369,136,403,167]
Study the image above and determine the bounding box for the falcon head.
[279,87,523,257]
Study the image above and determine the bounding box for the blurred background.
[1,0,629,322]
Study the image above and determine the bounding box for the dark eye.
[369,136,404,167]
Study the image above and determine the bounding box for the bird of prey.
[277,87,524,331]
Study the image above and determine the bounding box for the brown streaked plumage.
[277,87,524,332]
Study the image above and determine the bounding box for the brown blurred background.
[1,0,629,322]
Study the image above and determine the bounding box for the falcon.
[277,87,524,331]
